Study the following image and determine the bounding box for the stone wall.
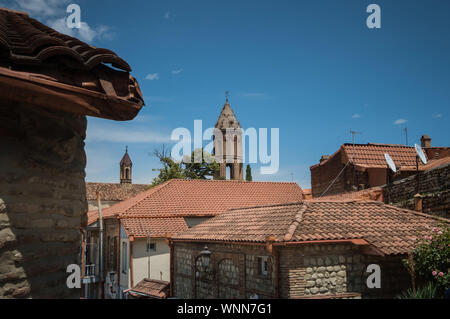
[0,101,87,298]
[173,242,274,299]
[383,163,450,218]
[279,243,411,299]
[173,241,412,299]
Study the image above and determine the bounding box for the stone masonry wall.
[173,242,274,299]
[0,101,87,298]
[174,242,411,299]
[279,243,411,299]
[383,163,450,218]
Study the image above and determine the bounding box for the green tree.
[151,146,219,186]
[245,164,252,181]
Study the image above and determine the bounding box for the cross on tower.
[225,90,229,101]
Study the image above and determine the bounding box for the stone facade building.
[171,201,448,299]
[0,8,144,298]
[84,179,304,298]
[310,139,450,198]
[383,160,450,218]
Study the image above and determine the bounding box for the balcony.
[82,264,99,284]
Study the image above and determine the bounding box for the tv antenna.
[414,143,428,194]
[350,129,362,161]
[403,127,408,146]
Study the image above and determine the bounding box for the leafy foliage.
[396,282,440,299]
[245,164,252,181]
[151,146,219,186]
[402,223,450,298]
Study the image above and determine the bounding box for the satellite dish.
[384,153,397,173]
[414,143,428,165]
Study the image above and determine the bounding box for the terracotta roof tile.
[102,179,304,219]
[121,217,188,238]
[86,182,149,201]
[128,279,169,299]
[0,8,144,120]
[173,201,449,255]
[313,143,432,170]
[88,179,304,236]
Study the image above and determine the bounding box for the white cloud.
[145,73,160,81]
[394,118,408,125]
[433,113,443,118]
[164,12,170,19]
[7,0,113,43]
[172,69,183,75]
[86,123,171,143]
[352,113,361,119]
[9,0,69,18]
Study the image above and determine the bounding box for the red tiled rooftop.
[312,143,430,170]
[88,179,304,235]
[121,217,188,238]
[173,201,449,255]
[100,179,303,219]
[0,8,144,120]
[86,182,149,202]
[128,279,169,299]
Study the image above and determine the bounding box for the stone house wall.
[173,241,412,299]
[0,101,87,298]
[383,163,450,218]
[173,242,274,299]
[279,243,411,299]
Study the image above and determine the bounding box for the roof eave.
[0,67,143,121]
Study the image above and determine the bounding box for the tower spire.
[120,146,132,184]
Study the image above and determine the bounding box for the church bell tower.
[213,95,243,180]
[120,146,132,184]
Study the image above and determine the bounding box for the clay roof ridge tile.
[283,204,308,242]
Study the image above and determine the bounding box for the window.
[122,242,127,274]
[146,242,156,252]
[258,256,268,276]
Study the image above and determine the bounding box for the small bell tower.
[120,146,132,184]
[213,93,243,180]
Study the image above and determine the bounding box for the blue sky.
[3,0,449,188]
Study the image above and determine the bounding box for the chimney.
[420,135,431,148]
[320,155,330,163]
[414,193,423,212]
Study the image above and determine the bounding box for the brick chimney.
[414,193,423,212]
[421,135,431,148]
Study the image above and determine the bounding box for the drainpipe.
[97,191,104,299]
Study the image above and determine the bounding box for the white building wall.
[132,238,170,283]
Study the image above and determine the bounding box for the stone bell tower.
[120,146,132,184]
[213,96,243,180]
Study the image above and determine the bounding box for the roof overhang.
[0,67,143,121]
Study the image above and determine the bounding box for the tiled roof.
[88,179,304,237]
[128,279,169,299]
[121,217,188,238]
[86,183,154,225]
[108,179,304,219]
[313,143,428,170]
[315,187,383,201]
[0,8,144,120]
[173,201,449,255]
[86,182,149,201]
